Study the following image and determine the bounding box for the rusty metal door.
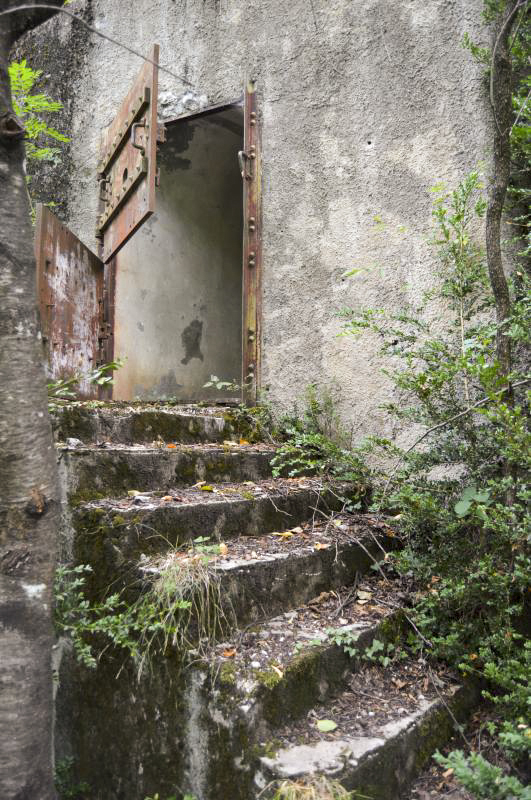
[241,79,262,403]
[96,44,160,263]
[35,204,107,398]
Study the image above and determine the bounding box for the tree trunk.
[485,0,522,377]
[0,2,62,797]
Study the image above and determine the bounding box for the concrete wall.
[17,0,491,437]
[112,109,243,401]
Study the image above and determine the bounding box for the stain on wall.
[181,319,204,365]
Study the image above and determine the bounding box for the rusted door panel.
[35,204,104,398]
[242,79,262,403]
[97,44,159,263]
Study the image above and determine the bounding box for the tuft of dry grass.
[271,777,368,800]
[133,539,233,676]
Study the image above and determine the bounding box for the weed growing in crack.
[134,537,232,675]
[271,384,371,509]
[271,777,368,800]
[54,537,233,677]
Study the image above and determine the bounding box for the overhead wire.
[0,3,195,87]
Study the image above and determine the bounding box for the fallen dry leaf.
[442,768,454,778]
[314,542,330,550]
[166,443,177,449]
[272,531,294,539]
[290,526,303,534]
[271,665,283,678]
[239,438,250,445]
[219,543,229,556]
[161,495,173,502]
[222,648,236,658]
[308,591,331,605]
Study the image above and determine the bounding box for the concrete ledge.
[51,404,232,444]
[59,444,274,502]
[217,538,386,628]
[71,483,341,594]
[257,683,478,800]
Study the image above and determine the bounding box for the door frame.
[105,85,262,405]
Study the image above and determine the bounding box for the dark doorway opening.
[112,104,244,402]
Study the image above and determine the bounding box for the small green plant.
[9,59,69,163]
[361,638,402,668]
[326,626,361,658]
[434,750,531,800]
[226,397,275,443]
[54,757,90,800]
[47,359,124,407]
[54,534,231,676]
[203,375,241,392]
[9,59,69,220]
[271,385,371,507]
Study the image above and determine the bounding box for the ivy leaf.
[455,499,472,517]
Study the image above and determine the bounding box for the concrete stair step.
[212,578,404,733]
[181,576,407,799]
[256,662,478,800]
[143,513,396,630]
[51,401,237,444]
[59,441,275,503]
[71,478,347,593]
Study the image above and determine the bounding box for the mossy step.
[71,478,346,594]
[213,592,404,734]
[51,402,235,444]
[60,442,275,503]
[183,597,407,800]
[143,515,396,628]
[256,674,478,800]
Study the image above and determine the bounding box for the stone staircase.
[52,403,475,800]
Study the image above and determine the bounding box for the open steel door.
[241,79,262,403]
[96,44,160,263]
[35,205,108,398]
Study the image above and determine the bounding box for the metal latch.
[238,145,256,181]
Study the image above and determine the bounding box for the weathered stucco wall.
[17,0,491,437]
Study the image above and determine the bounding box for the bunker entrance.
[112,105,245,403]
[35,47,261,404]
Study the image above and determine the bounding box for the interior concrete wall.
[18,0,492,437]
[112,109,243,401]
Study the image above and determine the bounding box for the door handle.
[131,121,146,153]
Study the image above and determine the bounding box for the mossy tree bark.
[0,2,62,797]
[486,0,525,376]
[485,0,527,502]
